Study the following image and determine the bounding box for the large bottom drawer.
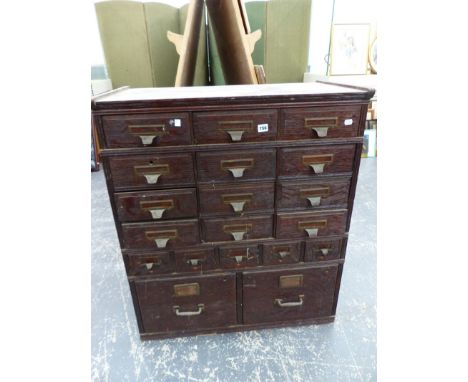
[134,273,237,333]
[242,264,339,325]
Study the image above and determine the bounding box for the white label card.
[173,119,181,127]
[344,119,353,126]
[257,123,269,133]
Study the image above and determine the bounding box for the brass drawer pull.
[298,220,327,237]
[221,159,254,178]
[320,248,329,256]
[300,187,330,207]
[275,295,304,308]
[140,199,174,220]
[218,120,253,142]
[276,251,290,259]
[222,193,253,212]
[128,124,167,145]
[173,304,204,317]
[134,164,170,184]
[304,117,338,138]
[302,154,333,174]
[223,224,252,241]
[145,229,178,248]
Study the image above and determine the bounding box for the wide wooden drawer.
[134,273,237,333]
[193,109,277,144]
[276,210,348,239]
[202,215,273,243]
[304,237,344,262]
[196,149,276,183]
[123,251,174,276]
[107,153,195,191]
[198,181,274,217]
[242,264,339,324]
[278,145,355,178]
[174,247,219,273]
[114,188,198,222]
[262,240,302,265]
[219,244,261,269]
[276,177,351,211]
[121,219,200,250]
[279,105,362,140]
[101,113,191,148]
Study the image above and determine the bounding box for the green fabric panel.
[245,2,267,66]
[265,0,311,83]
[179,4,208,86]
[95,1,154,88]
[144,3,180,87]
[207,14,225,85]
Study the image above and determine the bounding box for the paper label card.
[257,123,268,133]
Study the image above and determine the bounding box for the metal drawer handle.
[320,248,329,256]
[128,124,167,146]
[231,231,246,241]
[143,174,161,184]
[229,168,246,178]
[134,164,170,184]
[140,199,174,220]
[233,255,246,263]
[230,201,246,212]
[311,127,329,137]
[275,295,304,308]
[305,228,318,237]
[302,155,333,174]
[145,230,178,248]
[307,196,321,206]
[221,159,254,178]
[226,130,245,142]
[186,258,206,266]
[148,208,165,219]
[299,220,327,238]
[173,304,204,317]
[304,117,337,138]
[143,259,161,270]
[309,163,325,174]
[222,193,253,212]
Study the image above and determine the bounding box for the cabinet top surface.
[93,82,373,107]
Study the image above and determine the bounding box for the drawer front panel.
[198,181,275,217]
[196,149,276,182]
[243,264,339,324]
[174,247,219,273]
[101,113,191,148]
[219,244,261,269]
[193,109,277,144]
[276,178,351,211]
[278,145,355,178]
[304,237,343,262]
[114,188,198,222]
[279,105,362,140]
[202,215,273,243]
[108,153,195,190]
[121,219,200,250]
[135,273,237,333]
[124,251,174,276]
[276,210,348,239]
[262,241,302,265]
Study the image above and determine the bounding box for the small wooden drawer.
[276,210,348,239]
[174,247,218,273]
[114,188,198,222]
[193,109,277,144]
[121,219,200,250]
[124,251,174,276]
[134,273,237,334]
[101,113,191,148]
[262,241,302,265]
[198,181,275,217]
[278,145,355,178]
[276,177,351,211]
[304,237,343,262]
[107,153,195,191]
[219,244,261,269]
[196,149,276,183]
[242,264,339,324]
[202,215,273,243]
[279,105,362,140]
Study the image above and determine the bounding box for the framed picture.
[329,24,370,75]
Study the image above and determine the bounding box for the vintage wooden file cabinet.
[92,82,374,340]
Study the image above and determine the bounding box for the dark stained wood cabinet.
[92,82,374,340]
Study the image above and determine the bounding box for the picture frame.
[329,23,370,75]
